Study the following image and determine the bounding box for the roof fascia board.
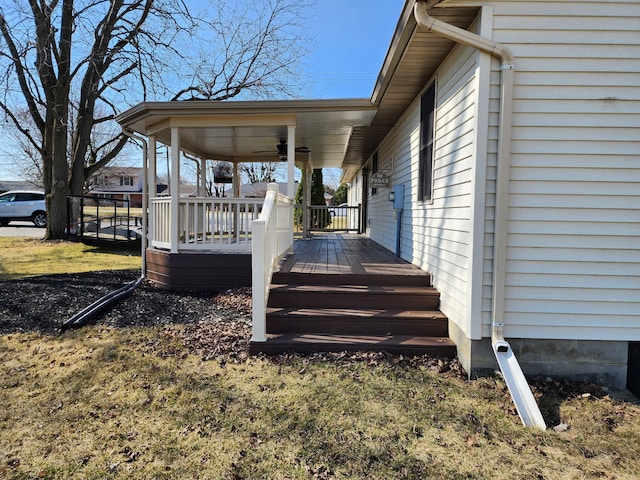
[371,0,418,105]
[116,99,376,128]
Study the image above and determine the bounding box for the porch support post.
[233,161,240,198]
[287,125,295,247]
[304,160,312,237]
[287,125,295,198]
[199,158,207,196]
[148,135,157,245]
[170,127,180,253]
[230,161,239,237]
[302,158,311,237]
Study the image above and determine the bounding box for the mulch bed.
[0,270,620,408]
[0,270,465,372]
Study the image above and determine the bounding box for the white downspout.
[121,127,148,279]
[414,1,545,430]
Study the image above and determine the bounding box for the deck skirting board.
[146,248,251,291]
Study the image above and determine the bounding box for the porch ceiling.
[116,99,377,169]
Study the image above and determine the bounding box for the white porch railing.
[251,184,294,342]
[150,197,264,251]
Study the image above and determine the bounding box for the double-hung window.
[120,176,134,187]
[419,83,436,202]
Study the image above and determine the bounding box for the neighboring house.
[0,180,41,194]
[87,167,145,207]
[117,0,639,393]
[87,167,170,206]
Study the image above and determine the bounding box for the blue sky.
[0,0,404,182]
[304,0,404,98]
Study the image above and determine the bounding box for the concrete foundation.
[449,321,629,389]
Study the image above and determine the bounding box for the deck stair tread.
[266,307,447,320]
[267,283,441,310]
[272,272,431,287]
[251,333,457,356]
[269,284,439,295]
[266,307,449,336]
[251,233,456,358]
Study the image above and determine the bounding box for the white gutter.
[414,0,546,430]
[122,127,148,279]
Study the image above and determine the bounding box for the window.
[15,193,44,201]
[120,176,133,186]
[419,83,436,201]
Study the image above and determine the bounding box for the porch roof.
[116,99,377,169]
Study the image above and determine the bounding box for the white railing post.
[251,183,294,344]
[251,218,267,342]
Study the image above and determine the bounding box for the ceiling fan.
[253,138,310,160]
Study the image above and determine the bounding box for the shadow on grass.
[69,237,142,256]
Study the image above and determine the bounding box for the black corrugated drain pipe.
[61,277,144,330]
[62,127,149,331]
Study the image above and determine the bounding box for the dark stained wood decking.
[280,233,428,277]
[252,233,456,358]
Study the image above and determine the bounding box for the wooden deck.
[278,233,429,281]
[252,233,456,358]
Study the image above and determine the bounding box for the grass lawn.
[1,238,639,479]
[1,331,639,479]
[0,237,141,280]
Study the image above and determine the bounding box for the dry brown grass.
[1,327,639,479]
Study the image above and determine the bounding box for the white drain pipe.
[122,127,149,279]
[414,0,546,429]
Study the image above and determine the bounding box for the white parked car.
[329,203,348,217]
[0,190,47,228]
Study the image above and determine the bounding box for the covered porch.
[117,99,376,289]
[116,99,376,247]
[116,99,452,356]
[116,99,377,290]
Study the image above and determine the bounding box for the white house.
[117,0,639,396]
[344,0,639,389]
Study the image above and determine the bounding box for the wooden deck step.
[272,272,431,287]
[250,333,457,357]
[266,307,448,336]
[267,284,441,310]
[252,234,455,358]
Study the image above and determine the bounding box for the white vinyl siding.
[366,42,480,337]
[477,0,640,340]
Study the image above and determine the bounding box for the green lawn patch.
[0,238,141,280]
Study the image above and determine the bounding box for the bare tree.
[0,0,312,239]
[2,110,44,186]
[241,162,279,184]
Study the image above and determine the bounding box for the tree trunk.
[44,0,74,240]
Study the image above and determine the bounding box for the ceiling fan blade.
[252,139,310,155]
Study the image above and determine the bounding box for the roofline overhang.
[116,98,377,132]
[370,0,419,105]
